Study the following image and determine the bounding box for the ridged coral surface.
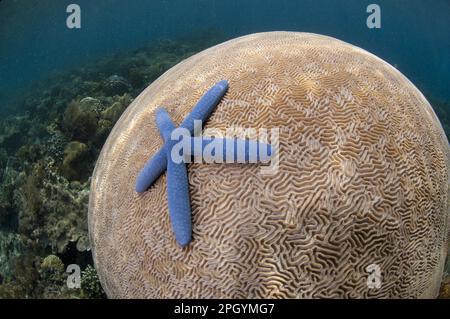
[88,32,450,298]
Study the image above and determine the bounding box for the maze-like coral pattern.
[88,32,450,298]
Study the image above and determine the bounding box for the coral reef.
[62,100,99,143]
[0,29,447,298]
[0,31,225,298]
[103,75,131,96]
[60,141,90,181]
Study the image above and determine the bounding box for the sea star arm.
[155,108,192,246]
[135,134,273,192]
[135,80,229,193]
[179,80,229,133]
[135,150,167,192]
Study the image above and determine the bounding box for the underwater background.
[0,0,449,298]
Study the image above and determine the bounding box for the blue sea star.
[136,80,273,246]
[135,80,230,193]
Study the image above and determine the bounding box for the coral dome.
[88,32,450,298]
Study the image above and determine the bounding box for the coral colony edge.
[89,32,450,299]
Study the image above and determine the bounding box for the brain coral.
[88,32,450,298]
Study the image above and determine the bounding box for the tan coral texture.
[88,32,450,298]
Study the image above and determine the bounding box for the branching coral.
[80,265,105,299]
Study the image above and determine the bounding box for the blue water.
[0,0,449,104]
